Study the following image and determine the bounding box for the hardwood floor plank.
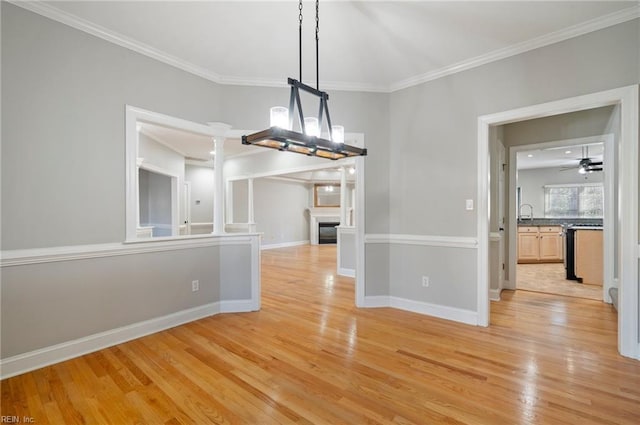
[2,245,639,424]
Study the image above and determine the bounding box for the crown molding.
[10,1,639,94]
[390,5,640,92]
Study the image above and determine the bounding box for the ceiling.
[24,1,639,92]
[516,143,604,170]
[140,121,263,164]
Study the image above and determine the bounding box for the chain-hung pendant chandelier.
[242,0,367,160]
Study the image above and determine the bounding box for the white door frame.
[183,181,192,235]
[477,85,639,359]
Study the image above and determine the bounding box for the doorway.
[477,85,639,359]
[509,136,614,302]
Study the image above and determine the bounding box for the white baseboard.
[260,240,309,250]
[338,267,355,278]
[489,289,502,301]
[220,299,256,313]
[362,295,391,308]
[363,295,478,326]
[0,300,253,380]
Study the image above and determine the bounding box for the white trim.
[362,296,390,308]
[362,296,478,326]
[355,155,366,307]
[489,289,502,301]
[126,105,221,242]
[260,240,309,251]
[389,5,640,92]
[365,234,478,249]
[479,85,639,359]
[219,299,256,314]
[1,234,260,267]
[602,137,615,304]
[338,268,356,278]
[249,232,261,311]
[11,1,638,94]
[0,299,254,379]
[489,232,502,242]
[0,301,210,379]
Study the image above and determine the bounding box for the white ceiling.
[516,143,604,170]
[26,1,639,92]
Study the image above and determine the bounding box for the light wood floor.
[2,245,638,424]
[516,263,603,301]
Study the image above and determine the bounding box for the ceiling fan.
[561,146,602,174]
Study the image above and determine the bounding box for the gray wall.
[388,20,639,311]
[1,244,253,358]
[503,106,616,147]
[1,2,638,361]
[0,3,251,362]
[185,164,214,224]
[254,178,310,246]
[139,169,172,236]
[518,166,604,218]
[1,3,222,250]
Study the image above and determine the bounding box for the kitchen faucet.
[518,203,534,221]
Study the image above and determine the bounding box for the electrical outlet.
[191,280,199,292]
[422,276,430,287]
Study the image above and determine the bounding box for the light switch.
[466,199,474,210]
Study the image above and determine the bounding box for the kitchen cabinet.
[538,226,563,261]
[517,227,539,262]
[517,226,563,263]
[575,229,603,285]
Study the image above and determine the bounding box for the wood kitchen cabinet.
[575,230,603,285]
[517,227,539,262]
[517,225,563,263]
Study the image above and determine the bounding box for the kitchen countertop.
[517,218,603,227]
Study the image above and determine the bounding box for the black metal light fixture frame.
[242,1,367,160]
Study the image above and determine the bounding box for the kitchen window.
[544,183,603,218]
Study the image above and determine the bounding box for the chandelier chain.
[315,0,320,90]
[298,0,303,82]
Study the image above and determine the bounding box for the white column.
[207,122,232,235]
[247,178,255,226]
[226,179,234,225]
[340,166,348,225]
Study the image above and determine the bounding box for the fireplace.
[318,222,339,244]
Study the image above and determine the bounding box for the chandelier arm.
[293,85,306,134]
[323,95,334,141]
[288,86,296,130]
[317,100,324,134]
